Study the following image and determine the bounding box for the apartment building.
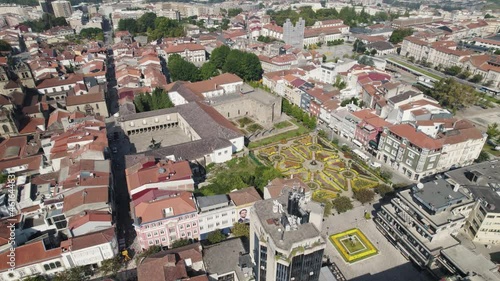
[375,178,474,268]
[445,161,500,244]
[250,188,325,281]
[196,194,236,239]
[377,120,485,181]
[162,43,206,64]
[51,0,72,18]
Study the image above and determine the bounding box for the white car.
[369,161,382,168]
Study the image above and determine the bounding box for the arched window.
[2,125,10,134]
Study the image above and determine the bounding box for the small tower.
[13,62,36,89]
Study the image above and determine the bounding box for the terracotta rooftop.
[62,186,109,213]
[388,124,442,150]
[0,240,61,271]
[134,192,196,224]
[229,186,261,206]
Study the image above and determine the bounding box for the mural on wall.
[238,208,250,223]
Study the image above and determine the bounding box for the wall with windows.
[198,204,236,239]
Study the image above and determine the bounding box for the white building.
[196,195,237,239]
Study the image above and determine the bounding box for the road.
[384,54,481,89]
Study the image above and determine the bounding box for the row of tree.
[282,99,317,129]
[78,27,104,41]
[443,66,484,83]
[267,6,403,27]
[416,77,478,112]
[389,28,414,44]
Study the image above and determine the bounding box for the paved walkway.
[321,203,432,281]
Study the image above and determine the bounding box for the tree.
[200,62,219,80]
[485,14,496,19]
[117,18,138,33]
[486,123,499,140]
[444,66,462,76]
[53,266,90,281]
[0,40,12,52]
[430,77,477,112]
[389,28,413,44]
[151,88,174,110]
[469,74,483,83]
[457,70,471,79]
[332,196,353,213]
[354,188,375,204]
[207,229,225,244]
[137,12,157,32]
[99,257,123,277]
[257,35,272,43]
[379,169,392,181]
[358,55,374,66]
[210,45,230,69]
[171,238,192,248]
[231,222,250,237]
[322,54,327,63]
[22,13,68,33]
[223,50,263,81]
[476,151,491,163]
[375,184,394,197]
[228,8,243,17]
[352,39,366,53]
[168,54,201,82]
[79,27,103,40]
[408,56,415,63]
[370,49,377,56]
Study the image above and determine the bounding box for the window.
[96,103,99,109]
[147,233,152,238]
[181,232,186,237]
[169,228,176,233]
[161,237,166,242]
[194,230,198,234]
[187,232,191,237]
[153,231,158,237]
[186,224,191,229]
[192,222,197,227]
[224,150,228,154]
[160,230,165,235]
[155,239,160,245]
[408,151,414,159]
[148,240,154,245]
[222,213,227,217]
[152,223,156,227]
[179,225,184,230]
[218,152,221,156]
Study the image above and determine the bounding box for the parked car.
[369,161,382,168]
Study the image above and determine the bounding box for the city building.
[51,0,72,18]
[196,194,236,239]
[375,178,474,268]
[250,187,325,281]
[203,238,254,281]
[445,161,500,244]
[132,192,199,250]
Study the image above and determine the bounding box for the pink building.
[352,110,391,151]
[132,191,199,250]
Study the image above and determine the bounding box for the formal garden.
[329,228,379,263]
[255,133,379,195]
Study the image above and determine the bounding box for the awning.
[369,140,378,149]
[352,139,363,147]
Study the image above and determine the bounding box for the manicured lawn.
[247,123,263,133]
[389,59,442,80]
[237,117,254,127]
[274,121,293,129]
[483,144,500,157]
[248,120,310,149]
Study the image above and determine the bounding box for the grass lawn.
[274,121,292,129]
[483,144,500,157]
[247,123,263,133]
[389,59,442,80]
[248,120,310,149]
[237,117,254,127]
[341,237,366,253]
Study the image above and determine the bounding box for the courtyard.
[128,127,191,153]
[255,134,380,198]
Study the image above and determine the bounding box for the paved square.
[330,228,378,263]
[322,204,433,281]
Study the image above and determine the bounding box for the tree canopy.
[207,229,226,244]
[228,8,243,17]
[222,49,263,81]
[424,77,478,112]
[210,45,231,69]
[78,28,104,41]
[353,188,375,204]
[358,55,374,67]
[332,196,353,213]
[282,99,317,129]
[168,54,201,82]
[0,40,12,52]
[23,13,68,33]
[134,88,174,112]
[199,62,219,80]
[389,28,414,44]
[231,222,250,237]
[267,6,401,27]
[117,14,184,39]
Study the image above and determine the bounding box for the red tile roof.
[134,192,196,223]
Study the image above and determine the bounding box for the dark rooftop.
[412,177,468,213]
[196,194,230,211]
[445,160,500,213]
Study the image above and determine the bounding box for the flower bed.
[312,189,337,201]
[296,135,313,145]
[352,177,378,190]
[293,145,312,159]
[351,163,370,177]
[281,160,302,170]
[329,228,378,263]
[260,145,279,156]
